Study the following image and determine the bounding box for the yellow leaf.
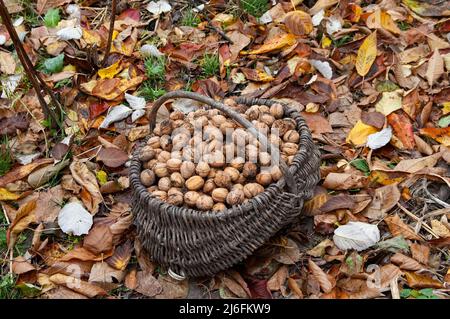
[82,29,102,45]
[355,31,377,77]
[346,120,379,145]
[0,188,20,201]
[366,9,401,35]
[442,102,450,115]
[241,34,296,55]
[321,36,332,48]
[283,10,313,36]
[98,60,121,79]
[340,54,356,65]
[375,90,403,115]
[369,171,405,186]
[63,64,76,72]
[96,170,108,185]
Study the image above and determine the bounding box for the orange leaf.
[241,34,296,55]
[7,200,37,250]
[308,259,334,293]
[404,272,443,289]
[419,127,450,146]
[387,111,416,150]
[283,10,313,36]
[384,214,422,240]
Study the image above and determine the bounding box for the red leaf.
[118,8,140,22]
[97,147,129,168]
[246,278,272,299]
[89,101,110,119]
[387,111,416,150]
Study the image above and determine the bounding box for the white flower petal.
[309,59,333,79]
[333,222,380,251]
[367,126,392,150]
[146,0,172,15]
[312,9,325,26]
[57,27,82,40]
[99,105,133,129]
[125,93,146,110]
[58,202,93,236]
[140,44,163,58]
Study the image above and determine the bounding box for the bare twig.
[204,13,234,44]
[102,0,117,66]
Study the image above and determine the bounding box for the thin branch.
[102,0,117,66]
[0,0,62,125]
[204,13,234,44]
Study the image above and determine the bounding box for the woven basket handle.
[148,90,296,193]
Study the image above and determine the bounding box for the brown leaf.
[36,0,71,14]
[283,10,313,35]
[0,112,29,136]
[83,224,114,255]
[246,278,272,299]
[124,269,137,290]
[222,276,250,298]
[227,31,251,62]
[134,271,163,297]
[12,256,35,275]
[385,214,422,240]
[404,272,443,289]
[307,239,334,257]
[426,49,444,87]
[45,286,88,299]
[0,158,53,187]
[35,185,65,223]
[60,246,113,262]
[97,147,129,168]
[319,195,355,213]
[410,243,430,265]
[379,264,402,289]
[387,111,415,150]
[361,111,385,129]
[393,152,443,173]
[49,274,107,298]
[308,259,334,293]
[391,253,422,271]
[267,266,288,292]
[300,112,333,134]
[428,236,450,247]
[273,238,301,264]
[106,240,133,270]
[287,278,304,298]
[154,275,189,299]
[70,160,103,214]
[7,200,37,250]
[363,184,400,219]
[88,262,125,290]
[322,173,368,190]
[51,143,69,161]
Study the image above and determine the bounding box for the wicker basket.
[129,91,320,278]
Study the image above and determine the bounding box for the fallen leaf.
[309,0,339,15]
[0,158,53,187]
[134,271,162,297]
[356,31,377,77]
[431,220,450,238]
[83,224,114,255]
[27,160,70,188]
[300,112,333,134]
[70,161,103,214]
[267,266,288,292]
[308,259,334,293]
[419,127,450,147]
[393,151,443,173]
[319,195,355,213]
[410,243,430,265]
[7,200,36,250]
[154,275,189,299]
[307,239,334,257]
[387,111,416,150]
[96,147,129,168]
[426,49,444,87]
[242,33,296,55]
[106,240,133,270]
[12,256,35,275]
[375,91,403,116]
[363,184,400,219]
[333,222,380,251]
[323,173,367,190]
[49,274,107,298]
[0,188,20,201]
[404,272,443,289]
[391,252,422,271]
[283,10,313,35]
[385,214,422,240]
[347,120,379,146]
[222,276,250,298]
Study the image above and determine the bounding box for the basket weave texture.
[130,91,321,277]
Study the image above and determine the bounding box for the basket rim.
[129,95,314,220]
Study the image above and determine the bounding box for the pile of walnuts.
[138,99,301,212]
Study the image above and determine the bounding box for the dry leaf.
[356,31,377,77]
[308,259,334,293]
[410,243,430,265]
[404,272,443,289]
[426,49,444,87]
[134,271,163,297]
[83,224,114,255]
[49,273,107,298]
[96,147,129,168]
[431,220,450,238]
[391,253,422,271]
[7,200,37,250]
[322,173,367,190]
[347,120,379,145]
[70,161,103,214]
[385,214,422,240]
[393,151,443,173]
[0,158,53,187]
[364,184,400,219]
[242,33,296,55]
[283,10,313,35]
[267,266,288,292]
